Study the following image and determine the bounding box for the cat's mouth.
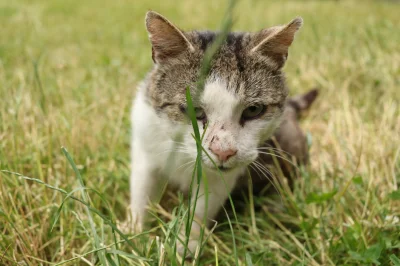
[216,165,232,172]
[202,161,236,173]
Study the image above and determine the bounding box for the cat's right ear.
[145,11,194,63]
[251,17,303,69]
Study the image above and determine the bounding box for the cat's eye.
[180,105,206,121]
[195,107,206,120]
[241,105,266,121]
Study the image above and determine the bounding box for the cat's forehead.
[186,31,287,104]
[188,31,251,72]
[191,31,248,52]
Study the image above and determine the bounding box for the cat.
[130,11,303,256]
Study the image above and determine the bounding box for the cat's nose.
[209,143,237,162]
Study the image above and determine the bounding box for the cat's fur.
[130,11,303,256]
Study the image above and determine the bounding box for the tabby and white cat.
[130,11,303,255]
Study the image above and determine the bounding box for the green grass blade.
[61,147,108,265]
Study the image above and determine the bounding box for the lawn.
[0,0,399,265]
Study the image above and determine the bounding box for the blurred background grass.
[0,0,399,265]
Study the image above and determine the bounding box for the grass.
[1,0,400,265]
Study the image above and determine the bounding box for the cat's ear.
[145,11,194,63]
[251,17,303,69]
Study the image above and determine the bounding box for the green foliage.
[389,190,400,200]
[349,243,383,265]
[390,254,400,266]
[305,189,337,204]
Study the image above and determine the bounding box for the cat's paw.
[117,219,143,235]
[176,238,200,258]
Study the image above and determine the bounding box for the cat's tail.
[287,88,319,117]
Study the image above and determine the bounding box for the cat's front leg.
[129,150,158,233]
[177,172,240,257]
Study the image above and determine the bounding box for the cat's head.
[144,11,302,172]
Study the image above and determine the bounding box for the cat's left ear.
[251,17,303,69]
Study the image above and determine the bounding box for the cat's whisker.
[256,151,298,168]
[176,159,197,177]
[253,161,275,181]
[176,160,197,171]
[248,164,263,181]
[252,161,284,201]
[249,164,279,200]
[182,162,196,175]
[257,148,293,159]
[257,146,293,157]
[257,146,288,152]
[255,161,283,186]
[254,161,286,195]
[165,159,196,176]
[250,162,283,204]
